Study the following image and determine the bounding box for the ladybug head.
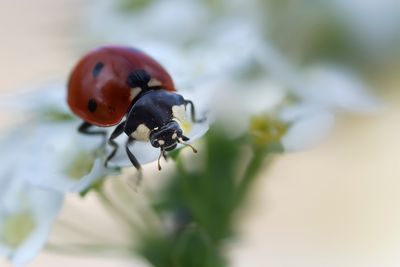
[150,121,197,152]
[150,120,197,170]
[150,121,184,151]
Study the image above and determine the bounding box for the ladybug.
[67,45,203,173]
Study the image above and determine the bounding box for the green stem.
[235,149,267,205]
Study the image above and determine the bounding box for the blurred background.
[0,0,400,266]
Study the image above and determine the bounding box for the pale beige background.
[1,1,400,267]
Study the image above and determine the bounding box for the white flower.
[203,78,287,139]
[254,43,381,150]
[278,64,381,151]
[300,65,382,113]
[0,140,63,266]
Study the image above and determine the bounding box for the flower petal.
[281,105,335,151]
[11,186,63,267]
[302,65,382,112]
[0,118,116,193]
[0,178,63,266]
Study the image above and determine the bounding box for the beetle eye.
[151,139,159,147]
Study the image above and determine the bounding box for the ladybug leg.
[104,121,126,167]
[183,100,206,123]
[78,121,107,144]
[126,136,143,183]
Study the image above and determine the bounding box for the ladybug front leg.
[104,121,126,167]
[183,100,206,123]
[125,136,143,184]
[78,121,107,143]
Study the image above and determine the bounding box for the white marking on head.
[148,78,162,88]
[129,87,142,101]
[131,124,150,141]
[172,133,177,140]
[172,104,186,122]
[158,140,165,145]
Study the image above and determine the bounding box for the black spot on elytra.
[92,62,104,77]
[88,99,97,112]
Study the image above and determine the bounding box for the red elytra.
[67,45,175,127]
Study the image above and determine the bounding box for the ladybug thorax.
[123,90,187,149]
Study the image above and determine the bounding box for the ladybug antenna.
[157,149,164,171]
[178,138,198,153]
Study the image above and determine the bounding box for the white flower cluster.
[84,0,380,149]
[0,0,382,265]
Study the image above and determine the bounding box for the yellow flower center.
[181,119,193,135]
[0,212,36,248]
[250,115,288,146]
